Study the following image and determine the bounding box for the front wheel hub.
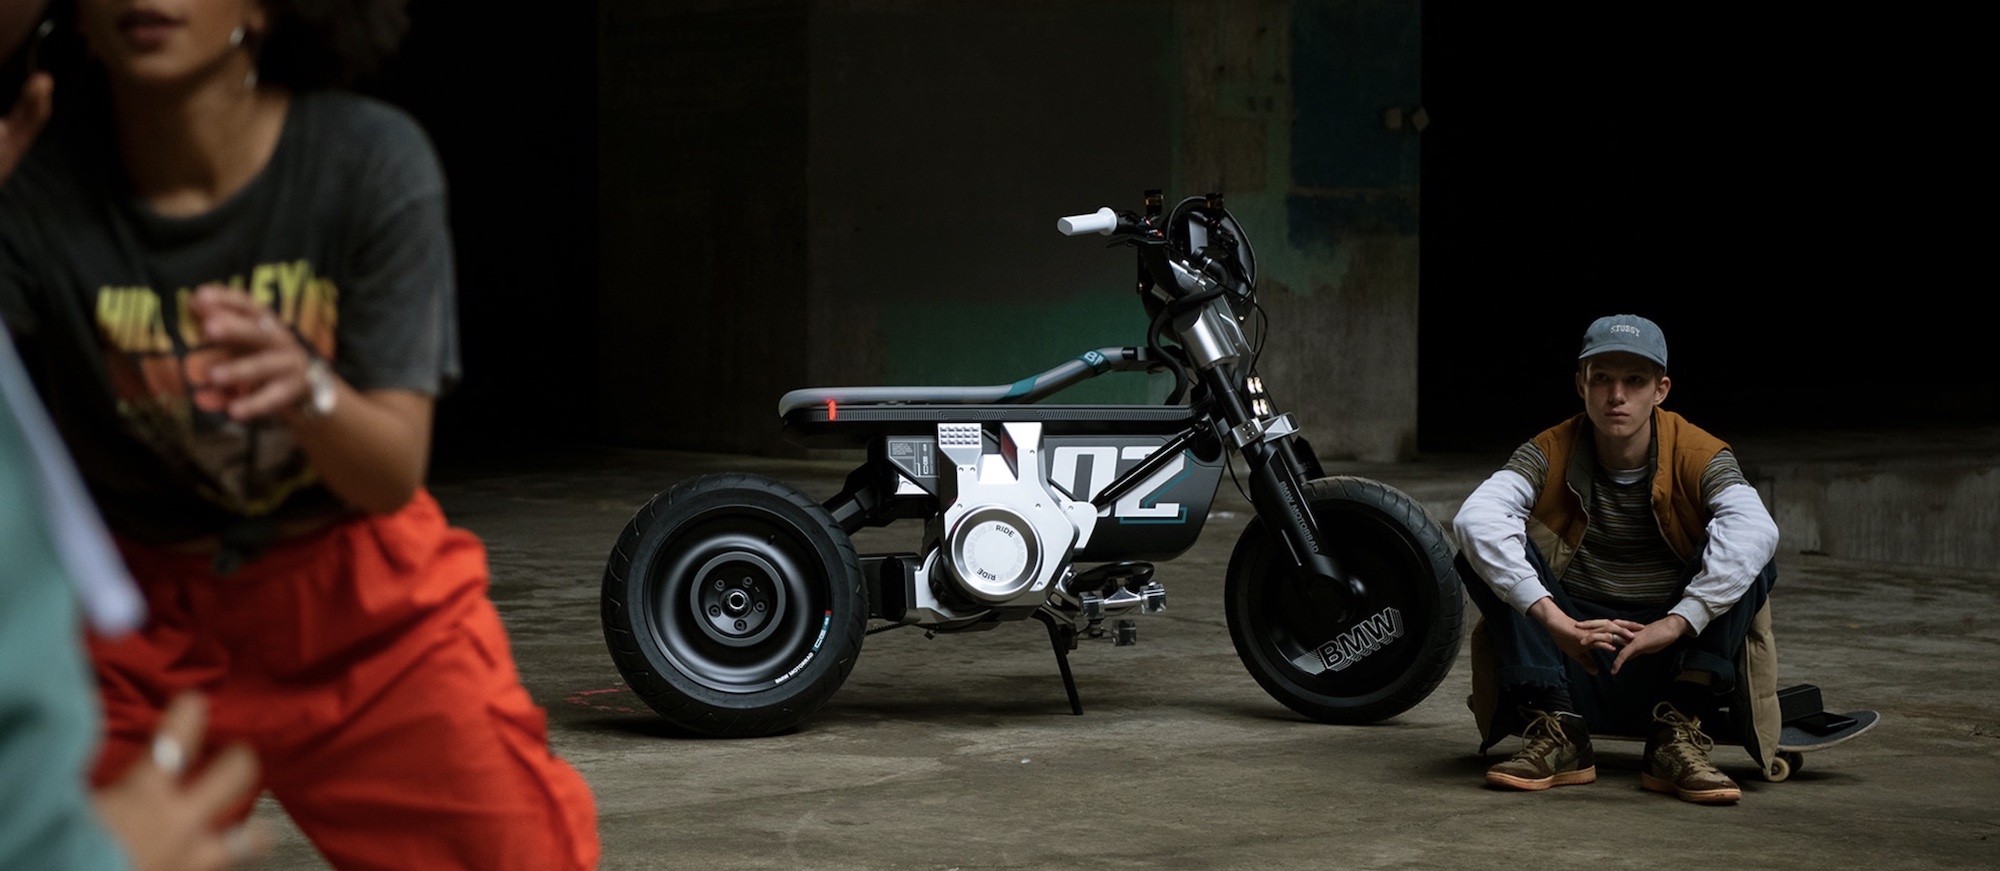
[691,552,785,646]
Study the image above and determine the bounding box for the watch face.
[306,359,336,417]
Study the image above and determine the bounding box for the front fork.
[1200,365,1367,619]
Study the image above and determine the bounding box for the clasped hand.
[1532,598,1690,676]
[185,284,316,424]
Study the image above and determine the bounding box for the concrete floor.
[247,438,2000,870]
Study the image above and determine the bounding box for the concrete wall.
[401,2,1992,570]
[424,1,1987,463]
[1749,443,2000,572]
[595,0,1425,458]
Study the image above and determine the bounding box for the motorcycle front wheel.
[601,473,866,738]
[1225,475,1463,724]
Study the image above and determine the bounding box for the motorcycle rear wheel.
[601,473,866,737]
[1225,475,1463,724]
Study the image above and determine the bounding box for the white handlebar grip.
[1057,207,1118,236]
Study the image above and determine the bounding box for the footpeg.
[1095,581,1160,614]
[1080,591,1104,620]
[1068,561,1155,594]
[1065,562,1165,618]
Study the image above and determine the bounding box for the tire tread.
[1225,475,1465,724]
[600,473,866,737]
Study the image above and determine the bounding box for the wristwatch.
[301,357,338,419]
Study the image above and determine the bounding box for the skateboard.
[1596,684,1880,782]
[1767,684,1880,781]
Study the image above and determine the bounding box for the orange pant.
[89,491,599,871]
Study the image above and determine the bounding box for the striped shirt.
[1504,442,1750,606]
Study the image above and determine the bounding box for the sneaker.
[1642,701,1742,804]
[1486,708,1596,790]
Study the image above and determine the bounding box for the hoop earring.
[234,27,260,90]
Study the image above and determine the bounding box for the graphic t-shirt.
[0,90,459,544]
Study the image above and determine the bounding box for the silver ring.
[151,733,187,776]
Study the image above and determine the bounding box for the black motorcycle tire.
[1225,475,1463,724]
[602,473,866,738]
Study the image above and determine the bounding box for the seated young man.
[1451,314,1779,804]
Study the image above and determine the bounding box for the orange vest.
[1525,409,1729,580]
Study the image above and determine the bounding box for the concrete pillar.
[1173,0,1423,462]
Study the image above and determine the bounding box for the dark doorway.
[1418,7,1983,453]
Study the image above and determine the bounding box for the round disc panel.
[948,506,1043,604]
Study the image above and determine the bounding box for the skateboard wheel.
[1766,751,1803,782]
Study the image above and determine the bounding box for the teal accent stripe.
[880,294,1163,404]
[1003,375,1038,398]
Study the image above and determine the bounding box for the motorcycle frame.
[777,199,1367,629]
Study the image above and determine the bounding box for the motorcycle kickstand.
[1032,610,1084,716]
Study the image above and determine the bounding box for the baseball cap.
[1578,314,1668,371]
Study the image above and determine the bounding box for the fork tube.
[1202,365,1365,611]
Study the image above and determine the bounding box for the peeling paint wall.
[1174,0,1423,462]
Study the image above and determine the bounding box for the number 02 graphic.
[1048,445,1189,523]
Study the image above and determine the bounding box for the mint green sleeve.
[1,384,131,870]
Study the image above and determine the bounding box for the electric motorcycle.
[601,191,1464,738]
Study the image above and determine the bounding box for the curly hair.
[256,0,411,90]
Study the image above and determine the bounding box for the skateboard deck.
[1582,684,1878,782]
[1773,683,1882,758]
[1779,708,1879,752]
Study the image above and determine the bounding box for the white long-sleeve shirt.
[1452,460,1779,634]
